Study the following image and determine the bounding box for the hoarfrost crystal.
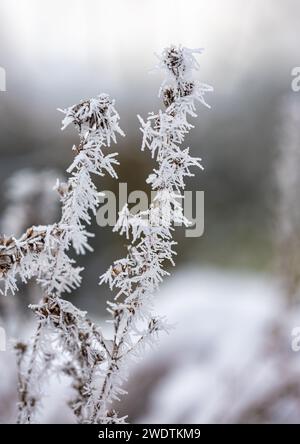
[94,45,212,423]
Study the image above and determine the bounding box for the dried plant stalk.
[0,46,212,424]
[94,46,212,423]
[0,93,124,423]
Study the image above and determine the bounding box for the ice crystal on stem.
[0,47,212,424]
[95,46,212,423]
[0,94,124,295]
[0,93,124,423]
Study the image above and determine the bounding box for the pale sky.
[0,0,298,103]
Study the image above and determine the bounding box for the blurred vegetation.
[0,1,298,315]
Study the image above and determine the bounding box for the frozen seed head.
[59,93,124,147]
[60,93,114,132]
[0,236,14,277]
[162,46,185,78]
[160,45,203,80]
[162,81,195,108]
[157,45,211,109]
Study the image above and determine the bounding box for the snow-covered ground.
[1,267,300,423]
[117,268,300,423]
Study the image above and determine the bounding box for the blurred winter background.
[1,0,300,423]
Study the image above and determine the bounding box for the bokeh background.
[1,0,300,423]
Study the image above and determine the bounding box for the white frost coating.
[95,45,213,423]
[0,46,212,424]
[0,94,124,296]
[0,93,124,424]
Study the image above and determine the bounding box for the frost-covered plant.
[0,46,212,424]
[0,93,124,423]
[0,169,62,424]
[94,46,212,423]
[275,96,300,304]
[0,169,61,336]
[0,94,123,295]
